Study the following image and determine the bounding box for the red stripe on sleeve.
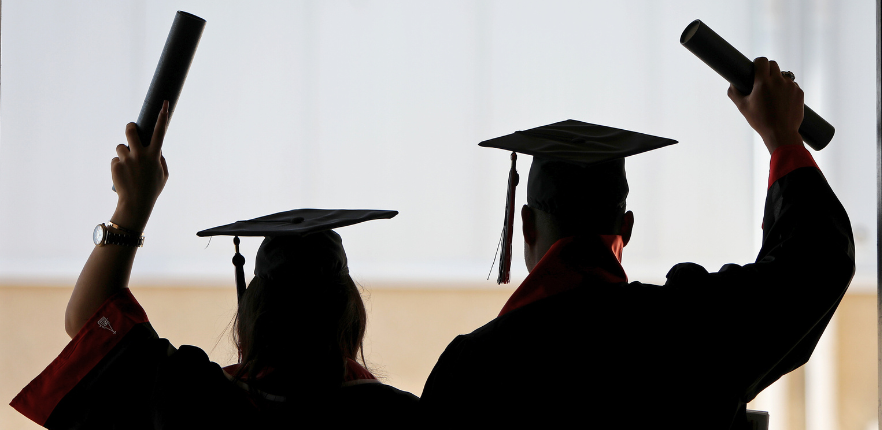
[768,144,819,188]
[9,289,148,426]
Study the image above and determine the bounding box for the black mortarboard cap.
[479,119,676,284]
[197,209,398,301]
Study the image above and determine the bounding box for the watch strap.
[106,221,141,236]
[105,230,145,247]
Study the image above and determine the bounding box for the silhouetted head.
[521,157,634,271]
[233,231,367,396]
[478,120,675,275]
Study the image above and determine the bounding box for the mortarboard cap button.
[290,217,305,224]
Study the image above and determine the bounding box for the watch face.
[93,224,105,245]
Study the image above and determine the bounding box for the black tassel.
[232,236,246,302]
[498,152,519,284]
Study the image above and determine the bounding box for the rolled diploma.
[680,19,834,151]
[136,11,206,147]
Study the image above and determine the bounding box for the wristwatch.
[93,222,145,247]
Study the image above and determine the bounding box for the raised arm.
[665,58,853,398]
[64,101,170,337]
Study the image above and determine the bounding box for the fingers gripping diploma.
[727,57,805,154]
[110,100,171,232]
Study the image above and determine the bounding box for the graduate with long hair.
[11,101,417,429]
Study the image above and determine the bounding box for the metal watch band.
[105,230,145,247]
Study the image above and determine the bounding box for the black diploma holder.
[136,11,206,147]
[681,19,835,151]
[112,11,204,192]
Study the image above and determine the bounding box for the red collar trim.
[498,235,627,317]
[344,358,376,381]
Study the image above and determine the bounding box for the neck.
[527,234,561,272]
[527,233,624,272]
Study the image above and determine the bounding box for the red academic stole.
[499,235,628,317]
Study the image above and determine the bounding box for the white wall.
[0,0,875,289]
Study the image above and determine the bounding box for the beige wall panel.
[836,293,877,430]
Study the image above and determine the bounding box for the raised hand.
[110,100,170,233]
[727,57,805,154]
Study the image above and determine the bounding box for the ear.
[521,205,537,247]
[620,211,634,246]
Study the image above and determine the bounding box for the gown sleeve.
[9,289,216,429]
[664,144,855,400]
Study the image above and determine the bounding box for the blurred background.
[0,1,876,429]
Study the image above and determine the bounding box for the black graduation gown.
[11,290,418,429]
[420,156,855,428]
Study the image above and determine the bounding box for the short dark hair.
[533,202,626,238]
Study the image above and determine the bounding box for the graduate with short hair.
[420,58,855,428]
